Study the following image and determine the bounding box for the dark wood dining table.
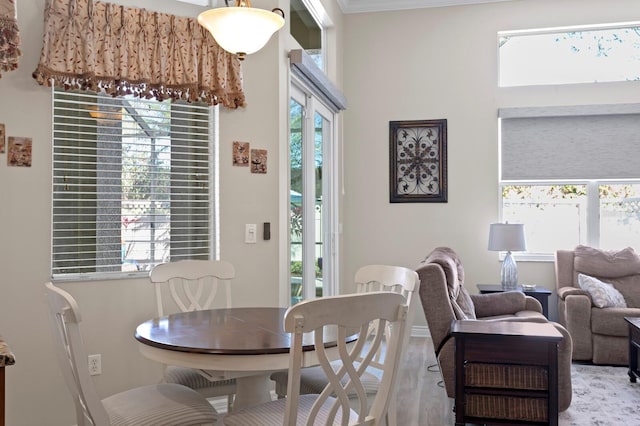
[134,306,350,411]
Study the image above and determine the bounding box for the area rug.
[560,363,640,425]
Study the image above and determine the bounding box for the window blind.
[52,89,214,280]
[499,104,640,181]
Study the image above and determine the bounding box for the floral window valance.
[32,0,245,108]
[0,0,21,77]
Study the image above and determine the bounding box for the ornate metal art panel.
[389,119,447,203]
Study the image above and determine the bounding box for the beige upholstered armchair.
[417,247,573,412]
[555,245,640,365]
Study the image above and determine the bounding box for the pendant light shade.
[198,1,285,60]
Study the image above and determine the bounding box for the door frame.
[281,75,340,306]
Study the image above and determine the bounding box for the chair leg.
[227,394,234,412]
[386,393,398,426]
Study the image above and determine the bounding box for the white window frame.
[293,0,332,73]
[501,179,640,262]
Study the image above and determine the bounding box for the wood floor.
[394,336,455,425]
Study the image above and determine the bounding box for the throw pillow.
[577,273,628,308]
[574,245,640,278]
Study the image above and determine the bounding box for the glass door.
[289,82,335,305]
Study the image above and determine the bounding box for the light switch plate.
[245,224,257,243]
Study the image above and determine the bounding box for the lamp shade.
[198,6,285,59]
[487,223,527,252]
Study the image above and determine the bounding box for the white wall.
[1,0,639,424]
[0,0,345,424]
[341,0,640,326]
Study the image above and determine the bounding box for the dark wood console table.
[451,320,562,426]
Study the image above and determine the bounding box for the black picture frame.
[389,119,447,203]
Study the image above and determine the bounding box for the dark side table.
[624,316,640,383]
[477,284,552,319]
[451,320,561,426]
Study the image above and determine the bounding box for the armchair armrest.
[470,291,539,317]
[563,293,593,360]
[557,286,589,301]
[524,296,543,313]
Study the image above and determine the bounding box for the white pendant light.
[198,0,285,60]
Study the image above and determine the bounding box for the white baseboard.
[411,325,430,338]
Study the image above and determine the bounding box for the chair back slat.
[283,291,409,426]
[149,260,235,316]
[354,265,420,370]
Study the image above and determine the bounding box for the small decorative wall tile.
[232,141,249,166]
[251,149,267,174]
[7,136,32,167]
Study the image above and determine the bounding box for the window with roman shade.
[499,103,640,254]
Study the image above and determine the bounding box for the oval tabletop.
[135,307,337,355]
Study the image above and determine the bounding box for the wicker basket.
[463,363,549,422]
[465,394,548,422]
[465,362,548,390]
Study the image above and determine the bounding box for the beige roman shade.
[499,104,640,181]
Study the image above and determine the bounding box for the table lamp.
[488,222,527,290]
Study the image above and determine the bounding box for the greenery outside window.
[502,182,640,256]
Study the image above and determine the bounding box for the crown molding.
[178,0,515,15]
[337,0,515,14]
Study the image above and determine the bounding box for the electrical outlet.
[88,354,102,376]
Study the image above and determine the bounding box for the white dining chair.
[149,259,237,411]
[270,264,420,425]
[223,291,411,426]
[44,282,218,426]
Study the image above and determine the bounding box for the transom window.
[499,22,640,87]
[290,0,328,70]
[52,89,216,280]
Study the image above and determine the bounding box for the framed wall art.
[389,119,447,203]
[232,141,250,166]
[0,123,5,153]
[250,149,267,174]
[7,136,32,167]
